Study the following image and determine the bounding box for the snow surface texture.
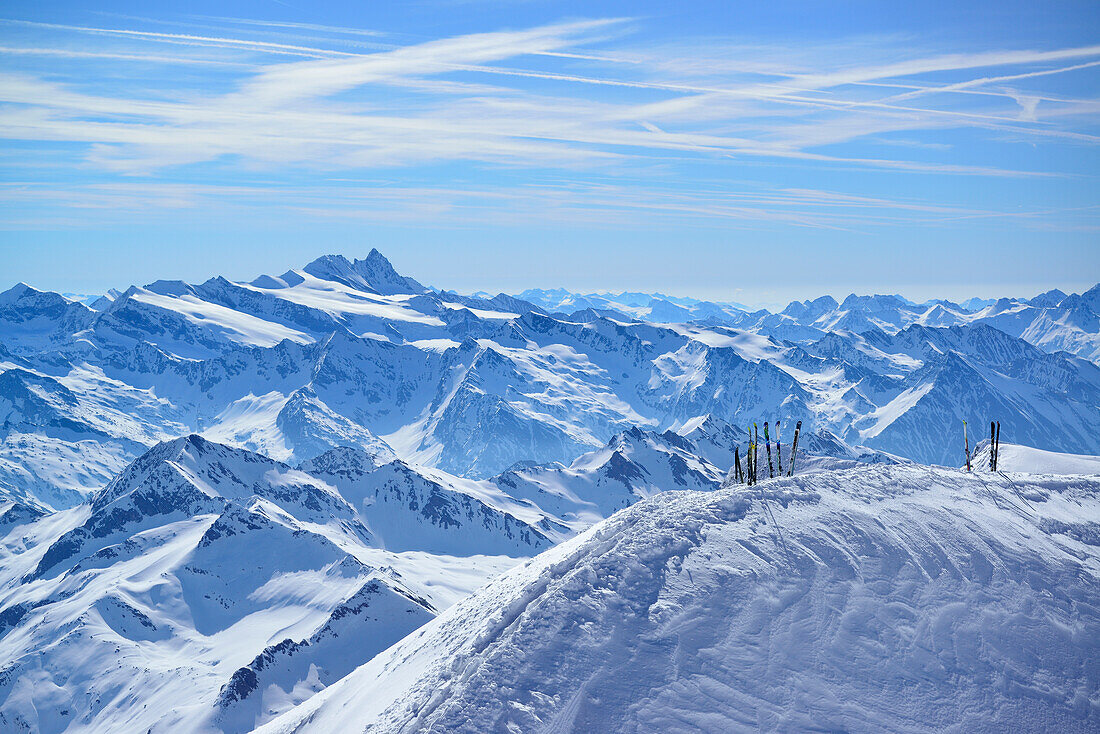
[2,252,1099,511]
[261,465,1100,734]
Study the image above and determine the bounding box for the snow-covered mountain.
[0,416,870,732]
[258,465,1100,734]
[0,435,541,733]
[519,283,1100,363]
[2,251,1098,512]
[1,250,1099,732]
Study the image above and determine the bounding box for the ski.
[788,420,802,476]
[964,420,970,472]
[764,422,775,478]
[734,446,743,484]
[753,423,760,484]
[748,430,755,485]
[776,420,782,476]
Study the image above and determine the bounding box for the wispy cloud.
[4,178,1095,235]
[0,14,1096,233]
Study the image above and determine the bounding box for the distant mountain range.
[2,249,1098,511]
[511,283,1100,363]
[2,249,1099,732]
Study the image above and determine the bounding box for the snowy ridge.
[971,440,1100,475]
[214,577,436,733]
[260,465,1100,734]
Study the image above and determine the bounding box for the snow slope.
[261,465,1100,733]
[972,441,1100,475]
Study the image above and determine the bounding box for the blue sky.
[1,0,1098,307]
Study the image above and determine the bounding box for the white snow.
[261,465,1100,734]
[132,291,314,347]
[973,441,1100,475]
[244,273,445,326]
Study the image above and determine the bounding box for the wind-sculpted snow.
[260,466,1100,734]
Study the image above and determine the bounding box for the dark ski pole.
[787,420,802,476]
[764,422,775,478]
[776,420,782,476]
[964,420,970,472]
[994,422,1003,473]
[994,421,1000,471]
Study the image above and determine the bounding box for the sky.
[0,0,1098,308]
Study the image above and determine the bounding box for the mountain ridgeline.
[1,249,1098,511]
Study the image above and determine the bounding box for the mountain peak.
[1080,282,1100,313]
[0,282,36,303]
[302,251,428,296]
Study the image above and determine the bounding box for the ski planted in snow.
[964,420,970,472]
[734,446,744,484]
[776,420,782,476]
[788,420,802,476]
[764,422,775,478]
[749,435,756,485]
[754,423,760,484]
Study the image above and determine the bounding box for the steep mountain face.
[259,466,1100,734]
[302,449,559,556]
[301,251,429,296]
[213,577,436,733]
[29,435,368,581]
[0,284,95,354]
[0,435,541,734]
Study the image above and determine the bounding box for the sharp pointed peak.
[301,250,427,295]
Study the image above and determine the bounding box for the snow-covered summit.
[261,464,1100,733]
[302,250,429,296]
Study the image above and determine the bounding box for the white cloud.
[0,15,1096,219]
